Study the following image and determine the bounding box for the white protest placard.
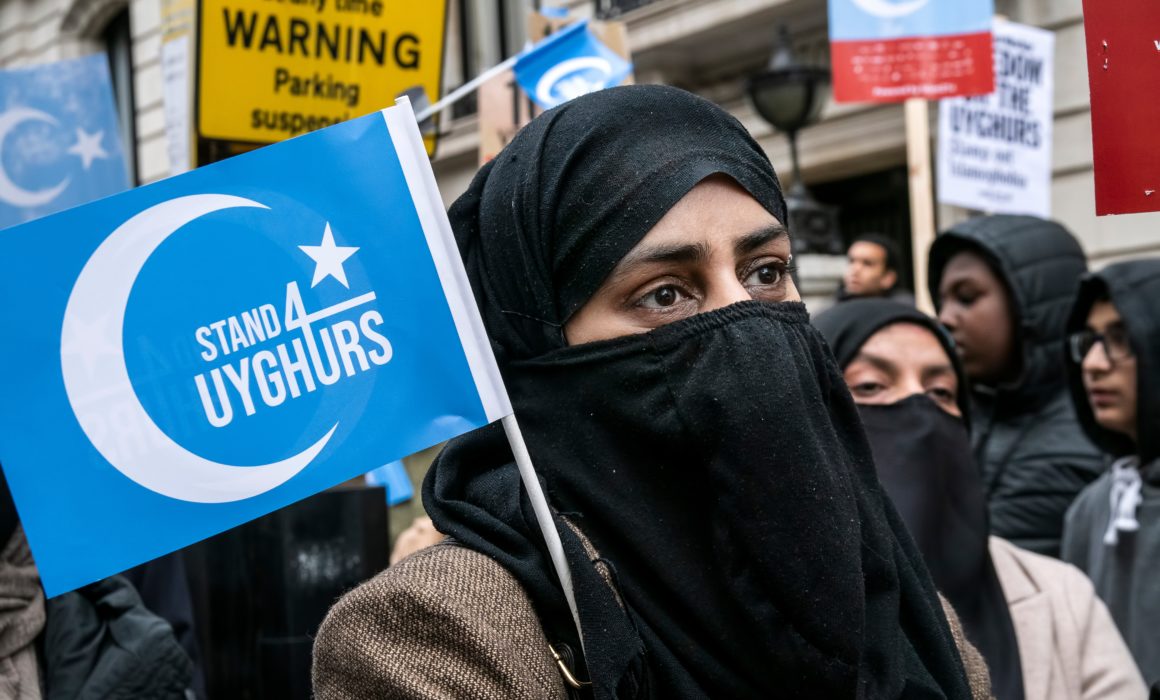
[937,21,1054,218]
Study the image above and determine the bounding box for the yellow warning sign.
[197,0,445,152]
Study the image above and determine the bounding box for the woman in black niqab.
[425,85,976,699]
[814,298,1023,700]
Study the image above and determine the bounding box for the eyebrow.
[734,224,790,256]
[616,241,712,272]
[921,365,956,383]
[610,224,790,283]
[852,351,954,381]
[851,352,897,376]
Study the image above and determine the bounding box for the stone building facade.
[1,0,1154,293]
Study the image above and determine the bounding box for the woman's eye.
[851,382,883,397]
[744,263,784,288]
[638,285,686,309]
[928,387,956,403]
[742,262,788,287]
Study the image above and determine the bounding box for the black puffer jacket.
[43,575,193,699]
[928,215,1104,557]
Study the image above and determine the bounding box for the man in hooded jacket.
[1061,258,1160,687]
[928,215,1104,557]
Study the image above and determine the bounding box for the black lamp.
[746,27,842,255]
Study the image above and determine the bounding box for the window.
[103,9,138,184]
[447,0,527,118]
[595,0,662,18]
[812,166,914,290]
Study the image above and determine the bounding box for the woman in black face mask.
[814,298,1146,700]
[313,85,993,700]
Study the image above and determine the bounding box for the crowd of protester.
[0,81,1155,699]
[829,219,1160,696]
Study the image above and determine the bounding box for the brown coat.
[990,537,1146,700]
[313,539,995,699]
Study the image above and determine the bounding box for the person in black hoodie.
[1061,258,1160,687]
[928,215,1103,557]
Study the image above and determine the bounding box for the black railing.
[595,0,663,18]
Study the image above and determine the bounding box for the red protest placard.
[827,0,994,103]
[1083,0,1160,215]
[831,33,995,102]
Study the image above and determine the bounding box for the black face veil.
[814,299,1023,700]
[425,85,974,699]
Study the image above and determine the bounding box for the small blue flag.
[0,55,130,229]
[514,20,632,110]
[365,460,414,506]
[0,100,510,596]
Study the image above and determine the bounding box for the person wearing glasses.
[928,215,1104,558]
[1062,259,1160,689]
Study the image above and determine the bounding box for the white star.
[61,313,118,378]
[66,128,108,170]
[299,223,359,288]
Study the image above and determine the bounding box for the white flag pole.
[502,414,585,654]
[415,55,520,123]
[415,18,592,124]
[385,96,585,654]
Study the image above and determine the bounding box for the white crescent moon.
[61,194,338,503]
[851,0,929,19]
[536,57,613,107]
[0,107,71,208]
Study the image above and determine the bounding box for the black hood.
[1065,259,1160,466]
[928,215,1087,400]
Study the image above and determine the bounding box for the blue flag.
[828,0,992,41]
[0,54,130,229]
[364,460,414,506]
[514,20,632,110]
[0,100,510,596]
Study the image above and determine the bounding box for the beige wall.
[1,0,1154,265]
[431,0,1159,268]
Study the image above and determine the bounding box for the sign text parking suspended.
[197,0,445,152]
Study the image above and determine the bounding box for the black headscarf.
[426,85,974,699]
[814,299,1023,700]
